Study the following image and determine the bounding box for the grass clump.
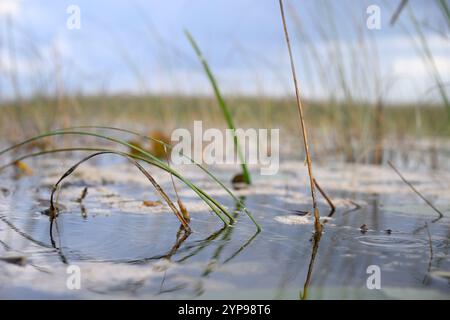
[48,151,191,234]
[0,128,261,232]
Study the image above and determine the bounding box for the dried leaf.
[178,199,190,222]
[142,200,163,207]
[149,131,171,159]
[14,161,33,175]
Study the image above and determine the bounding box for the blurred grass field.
[1,94,449,167]
[2,94,449,134]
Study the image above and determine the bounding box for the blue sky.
[0,0,449,103]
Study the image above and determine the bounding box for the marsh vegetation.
[0,0,449,299]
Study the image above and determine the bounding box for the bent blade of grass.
[0,147,230,227]
[185,30,252,185]
[49,151,191,230]
[0,131,233,226]
[388,160,444,221]
[59,125,260,231]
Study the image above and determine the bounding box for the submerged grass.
[185,30,252,185]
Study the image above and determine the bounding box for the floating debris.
[142,200,163,207]
[13,161,33,176]
[231,173,248,190]
[360,224,369,233]
[0,187,9,196]
[291,209,309,216]
[0,255,27,266]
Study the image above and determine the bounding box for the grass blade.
[279,0,321,233]
[63,125,260,230]
[388,160,444,221]
[48,151,191,230]
[0,146,230,228]
[0,131,234,226]
[185,30,252,185]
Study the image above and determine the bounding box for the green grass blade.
[185,30,252,185]
[0,147,230,226]
[48,151,192,230]
[62,125,260,231]
[0,131,234,225]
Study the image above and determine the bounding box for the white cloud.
[392,56,450,79]
[0,0,20,17]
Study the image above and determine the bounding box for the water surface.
[0,154,449,299]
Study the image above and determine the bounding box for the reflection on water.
[300,231,322,300]
[0,156,450,299]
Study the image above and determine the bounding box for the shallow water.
[0,153,450,299]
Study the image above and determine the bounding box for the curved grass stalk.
[60,125,260,231]
[0,131,234,225]
[0,147,230,227]
[48,151,191,231]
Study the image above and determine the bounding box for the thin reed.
[279,0,321,233]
